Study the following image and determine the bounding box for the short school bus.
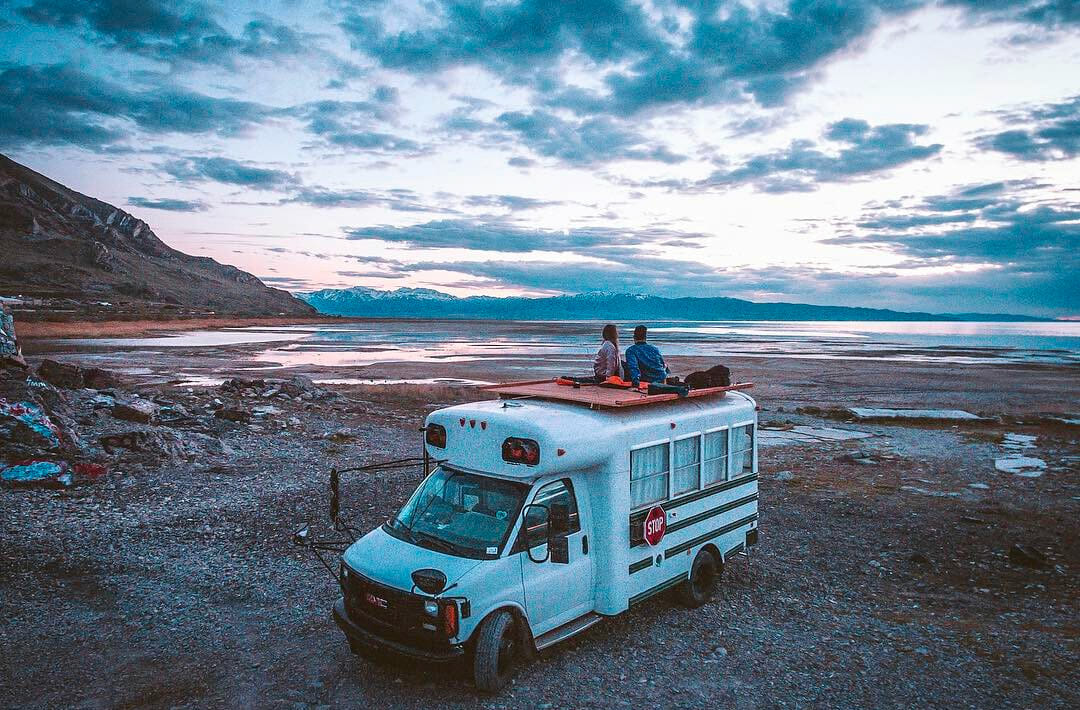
[333,381,758,691]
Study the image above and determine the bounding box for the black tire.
[678,549,720,608]
[473,610,519,693]
[348,638,363,656]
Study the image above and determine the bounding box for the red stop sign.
[643,506,667,546]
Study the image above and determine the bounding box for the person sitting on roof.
[625,325,669,387]
[593,323,620,380]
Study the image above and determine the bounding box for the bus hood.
[342,525,483,593]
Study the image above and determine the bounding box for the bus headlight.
[423,599,439,616]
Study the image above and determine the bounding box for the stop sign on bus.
[643,505,666,546]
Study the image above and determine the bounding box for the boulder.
[0,399,62,451]
[280,375,318,397]
[0,304,26,368]
[0,460,104,488]
[37,359,117,390]
[112,398,159,423]
[215,406,251,423]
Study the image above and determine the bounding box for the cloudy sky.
[1,0,1077,316]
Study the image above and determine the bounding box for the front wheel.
[473,610,519,693]
[678,549,720,608]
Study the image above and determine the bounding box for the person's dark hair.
[633,325,647,342]
[602,324,618,343]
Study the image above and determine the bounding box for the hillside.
[0,154,314,318]
[300,286,1045,321]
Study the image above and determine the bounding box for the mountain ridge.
[0,153,314,317]
[301,286,1047,322]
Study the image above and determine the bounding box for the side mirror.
[521,503,550,563]
[292,524,311,546]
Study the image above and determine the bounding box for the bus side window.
[703,430,728,486]
[731,424,754,477]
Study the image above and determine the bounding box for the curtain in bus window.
[731,425,754,477]
[672,436,701,495]
[630,442,669,509]
[703,430,728,486]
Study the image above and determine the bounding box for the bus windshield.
[385,467,530,559]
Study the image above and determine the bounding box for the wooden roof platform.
[480,379,754,409]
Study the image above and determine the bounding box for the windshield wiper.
[412,530,460,555]
[388,519,417,543]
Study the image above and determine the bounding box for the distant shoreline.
[16,316,345,339]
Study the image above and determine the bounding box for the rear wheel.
[473,610,519,693]
[678,549,720,608]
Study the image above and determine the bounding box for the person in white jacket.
[593,323,620,380]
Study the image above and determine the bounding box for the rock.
[1,460,72,487]
[0,399,62,450]
[101,429,227,461]
[836,452,877,465]
[36,359,116,390]
[774,470,795,482]
[908,552,934,568]
[112,398,159,423]
[280,375,318,397]
[215,406,251,423]
[1008,544,1049,570]
[0,304,26,367]
[967,483,989,490]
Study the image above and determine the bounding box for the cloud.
[464,195,564,211]
[336,270,408,279]
[127,196,208,212]
[821,180,1080,312]
[343,219,705,254]
[976,95,1080,161]
[944,0,1080,41]
[284,186,456,213]
[284,91,423,154]
[160,156,297,189]
[341,0,664,80]
[0,63,271,149]
[344,1,1078,124]
[441,108,685,166]
[18,0,313,67]
[698,118,942,192]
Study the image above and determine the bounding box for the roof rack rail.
[480,379,753,409]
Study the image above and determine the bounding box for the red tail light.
[425,423,447,448]
[502,437,540,465]
[441,601,459,637]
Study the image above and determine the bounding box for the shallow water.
[35,319,1080,369]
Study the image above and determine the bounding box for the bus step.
[534,613,604,651]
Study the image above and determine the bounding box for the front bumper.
[332,598,465,662]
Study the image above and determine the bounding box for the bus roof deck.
[481,379,754,409]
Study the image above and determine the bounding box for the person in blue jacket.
[625,325,670,387]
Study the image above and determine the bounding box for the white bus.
[333,381,758,691]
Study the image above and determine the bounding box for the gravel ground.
[1,372,1077,709]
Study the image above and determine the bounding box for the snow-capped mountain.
[298,286,1039,321]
